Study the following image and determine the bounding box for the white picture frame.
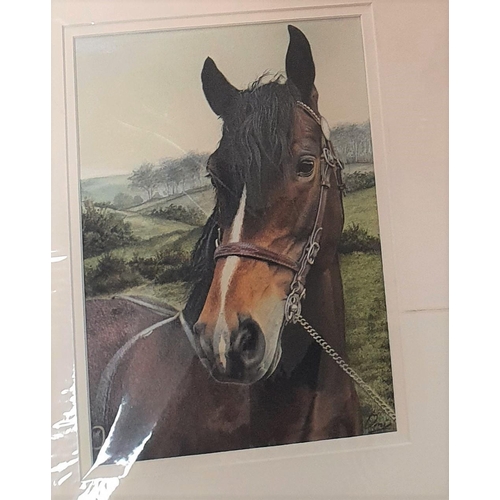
[51,1,448,498]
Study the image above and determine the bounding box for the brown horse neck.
[300,251,347,354]
[298,177,347,358]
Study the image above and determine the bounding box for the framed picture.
[52,1,448,499]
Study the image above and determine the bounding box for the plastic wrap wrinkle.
[51,371,78,483]
[52,392,146,498]
[78,405,152,499]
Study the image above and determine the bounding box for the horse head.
[190,26,344,384]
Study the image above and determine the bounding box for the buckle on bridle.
[285,280,306,324]
[306,241,320,265]
[323,147,336,167]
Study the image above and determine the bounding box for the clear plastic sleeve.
[52,1,447,498]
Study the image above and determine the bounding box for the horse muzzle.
[194,316,269,384]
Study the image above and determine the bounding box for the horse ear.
[201,57,238,118]
[285,25,316,104]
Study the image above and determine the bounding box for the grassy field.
[121,213,194,240]
[341,252,394,428]
[343,186,381,237]
[341,186,394,430]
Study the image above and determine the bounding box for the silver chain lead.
[296,315,397,423]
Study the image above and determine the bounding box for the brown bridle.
[213,101,345,324]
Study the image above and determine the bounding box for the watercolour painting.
[74,17,396,464]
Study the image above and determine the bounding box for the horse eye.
[296,158,315,177]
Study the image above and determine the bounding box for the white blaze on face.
[214,186,247,369]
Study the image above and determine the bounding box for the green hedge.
[150,204,205,226]
[84,254,142,296]
[343,171,376,193]
[81,201,136,258]
[339,223,381,254]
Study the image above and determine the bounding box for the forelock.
[210,75,300,224]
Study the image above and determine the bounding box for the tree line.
[128,152,210,202]
[330,122,373,164]
[125,124,373,205]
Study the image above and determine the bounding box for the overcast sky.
[75,17,369,179]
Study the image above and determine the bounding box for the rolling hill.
[80,174,137,203]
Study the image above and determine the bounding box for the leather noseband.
[214,242,299,273]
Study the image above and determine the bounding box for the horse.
[87,24,362,466]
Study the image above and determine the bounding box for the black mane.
[183,75,299,324]
[182,211,218,326]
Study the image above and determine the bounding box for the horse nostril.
[230,317,266,369]
[238,319,259,353]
